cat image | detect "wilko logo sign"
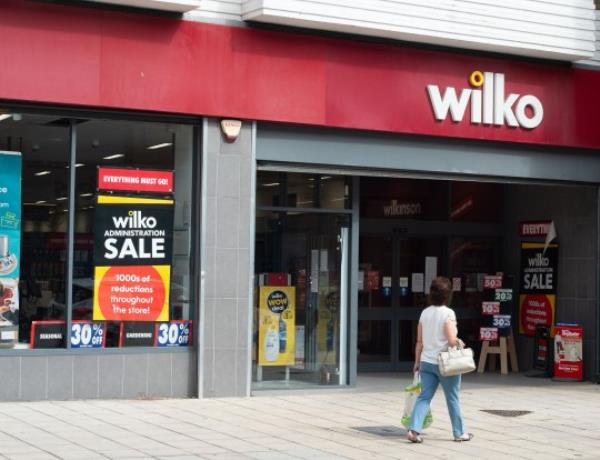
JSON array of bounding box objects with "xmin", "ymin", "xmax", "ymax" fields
[{"xmin": 427, "ymin": 71, "xmax": 544, "ymax": 129}]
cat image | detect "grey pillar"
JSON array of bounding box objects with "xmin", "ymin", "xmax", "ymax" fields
[{"xmin": 199, "ymin": 119, "xmax": 255, "ymax": 397}]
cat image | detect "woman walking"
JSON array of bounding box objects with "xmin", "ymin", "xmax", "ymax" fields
[{"xmin": 407, "ymin": 276, "xmax": 473, "ymax": 443}]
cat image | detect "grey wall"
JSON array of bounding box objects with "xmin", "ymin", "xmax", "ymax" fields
[
  {"xmin": 0, "ymin": 351, "xmax": 196, "ymax": 401},
  {"xmin": 200, "ymin": 119, "xmax": 254, "ymax": 397},
  {"xmin": 504, "ymin": 184, "xmax": 598, "ymax": 380}
]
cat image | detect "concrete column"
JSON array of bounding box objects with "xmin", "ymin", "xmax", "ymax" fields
[{"xmin": 199, "ymin": 119, "xmax": 254, "ymax": 397}]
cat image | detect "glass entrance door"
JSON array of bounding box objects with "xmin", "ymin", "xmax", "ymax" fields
[{"xmin": 358, "ymin": 232, "xmax": 445, "ymax": 371}]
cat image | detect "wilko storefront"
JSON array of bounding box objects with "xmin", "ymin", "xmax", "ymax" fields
[{"xmin": 0, "ymin": 0, "xmax": 599, "ymax": 400}]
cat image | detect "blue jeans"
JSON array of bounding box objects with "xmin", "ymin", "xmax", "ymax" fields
[{"xmin": 409, "ymin": 361, "xmax": 465, "ymax": 438}]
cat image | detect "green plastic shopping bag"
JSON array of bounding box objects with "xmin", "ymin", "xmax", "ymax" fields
[{"xmin": 401, "ymin": 372, "xmax": 433, "ymax": 429}]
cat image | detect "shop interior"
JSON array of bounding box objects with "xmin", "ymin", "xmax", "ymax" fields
[{"xmin": 253, "ymin": 171, "xmax": 596, "ymax": 388}]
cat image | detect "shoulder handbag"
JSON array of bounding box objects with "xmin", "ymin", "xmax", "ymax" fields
[{"xmin": 438, "ymin": 343, "xmax": 476, "ymax": 377}]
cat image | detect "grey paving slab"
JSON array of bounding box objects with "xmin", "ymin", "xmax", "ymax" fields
[{"xmin": 0, "ymin": 374, "xmax": 598, "ymax": 459}]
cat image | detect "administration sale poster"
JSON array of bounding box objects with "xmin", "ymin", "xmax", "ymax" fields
[
  {"xmin": 93, "ymin": 195, "xmax": 174, "ymax": 322},
  {"xmin": 519, "ymin": 242, "xmax": 558, "ymax": 336}
]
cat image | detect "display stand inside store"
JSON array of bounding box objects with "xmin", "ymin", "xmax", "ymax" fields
[{"xmin": 478, "ymin": 329, "xmax": 519, "ymax": 375}]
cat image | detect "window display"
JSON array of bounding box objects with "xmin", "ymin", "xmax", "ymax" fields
[{"xmin": 0, "ymin": 109, "xmax": 197, "ymax": 349}]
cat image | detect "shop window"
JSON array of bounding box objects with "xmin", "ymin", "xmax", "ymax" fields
[
  {"xmin": 253, "ymin": 210, "xmax": 350, "ymax": 388},
  {"xmin": 0, "ymin": 113, "xmax": 70, "ymax": 348},
  {"xmin": 0, "ymin": 109, "xmax": 196, "ymax": 350}
]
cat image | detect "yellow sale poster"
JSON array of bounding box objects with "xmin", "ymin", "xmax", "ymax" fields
[{"xmin": 258, "ymin": 286, "xmax": 296, "ymax": 366}]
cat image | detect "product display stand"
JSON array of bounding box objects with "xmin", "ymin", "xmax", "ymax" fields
[{"xmin": 477, "ymin": 329, "xmax": 519, "ymax": 375}]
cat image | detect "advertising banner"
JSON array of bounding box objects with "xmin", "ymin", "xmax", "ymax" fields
[
  {"xmin": 93, "ymin": 195, "xmax": 174, "ymax": 322},
  {"xmin": 98, "ymin": 167, "xmax": 174, "ymax": 194},
  {"xmin": 258, "ymin": 286, "xmax": 296, "ymax": 366},
  {"xmin": 0, "ymin": 151, "xmax": 21, "ymax": 345},
  {"xmin": 519, "ymin": 243, "xmax": 558, "ymax": 336},
  {"xmin": 554, "ymin": 325, "xmax": 583, "ymax": 381}
]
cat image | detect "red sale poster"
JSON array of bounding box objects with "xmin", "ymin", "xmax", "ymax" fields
[{"xmin": 554, "ymin": 325, "xmax": 583, "ymax": 381}]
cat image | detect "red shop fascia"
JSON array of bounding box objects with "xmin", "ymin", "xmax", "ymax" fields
[{"xmin": 1, "ymin": 0, "xmax": 600, "ymax": 150}]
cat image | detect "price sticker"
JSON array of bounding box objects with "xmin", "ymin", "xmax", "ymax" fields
[
  {"xmin": 494, "ymin": 289, "xmax": 513, "ymax": 302},
  {"xmin": 480, "ymin": 327, "xmax": 499, "ymax": 341},
  {"xmin": 481, "ymin": 301, "xmax": 500, "ymax": 316},
  {"xmin": 71, "ymin": 321, "xmax": 105, "ymax": 348},
  {"xmin": 492, "ymin": 315, "xmax": 512, "ymax": 329},
  {"xmin": 484, "ymin": 275, "xmax": 502, "ymax": 289},
  {"xmin": 155, "ymin": 320, "xmax": 192, "ymax": 347}
]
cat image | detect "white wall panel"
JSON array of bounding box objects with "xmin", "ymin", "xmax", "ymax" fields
[
  {"xmin": 87, "ymin": 0, "xmax": 201, "ymax": 12},
  {"xmin": 185, "ymin": 0, "xmax": 242, "ymax": 21},
  {"xmin": 241, "ymin": 0, "xmax": 596, "ymax": 61}
]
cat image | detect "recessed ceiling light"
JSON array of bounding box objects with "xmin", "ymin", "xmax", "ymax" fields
[
  {"xmin": 80, "ymin": 193, "xmax": 93, "ymax": 197},
  {"xmin": 103, "ymin": 154, "xmax": 124, "ymax": 160},
  {"xmin": 65, "ymin": 163, "xmax": 85, "ymax": 168},
  {"xmin": 0, "ymin": 114, "xmax": 12, "ymax": 122},
  {"xmin": 34, "ymin": 171, "xmax": 51, "ymax": 176},
  {"xmin": 35, "ymin": 200, "xmax": 46, "ymax": 204},
  {"xmin": 147, "ymin": 142, "xmax": 172, "ymax": 150},
  {"xmin": 262, "ymin": 182, "xmax": 280, "ymax": 187},
  {"xmin": 56, "ymin": 196, "xmax": 67, "ymax": 201}
]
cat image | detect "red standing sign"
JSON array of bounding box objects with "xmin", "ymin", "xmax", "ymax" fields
[{"xmin": 554, "ymin": 325, "xmax": 583, "ymax": 381}]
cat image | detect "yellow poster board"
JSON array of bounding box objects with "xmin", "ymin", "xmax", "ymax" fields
[{"xmin": 258, "ymin": 286, "xmax": 296, "ymax": 366}]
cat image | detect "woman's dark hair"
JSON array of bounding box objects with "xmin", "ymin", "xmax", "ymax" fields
[{"xmin": 429, "ymin": 276, "xmax": 453, "ymax": 306}]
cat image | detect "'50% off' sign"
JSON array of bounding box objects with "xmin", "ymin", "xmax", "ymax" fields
[{"xmin": 155, "ymin": 321, "xmax": 192, "ymax": 347}]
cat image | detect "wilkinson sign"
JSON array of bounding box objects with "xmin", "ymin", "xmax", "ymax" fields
[{"xmin": 427, "ymin": 71, "xmax": 544, "ymax": 129}]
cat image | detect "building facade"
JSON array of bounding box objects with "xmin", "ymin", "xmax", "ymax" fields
[{"xmin": 0, "ymin": 0, "xmax": 599, "ymax": 399}]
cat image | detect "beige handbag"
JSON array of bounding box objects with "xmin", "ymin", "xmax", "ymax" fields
[{"xmin": 438, "ymin": 344, "xmax": 476, "ymax": 377}]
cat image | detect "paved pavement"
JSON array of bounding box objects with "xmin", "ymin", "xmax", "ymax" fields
[{"xmin": 0, "ymin": 373, "xmax": 598, "ymax": 460}]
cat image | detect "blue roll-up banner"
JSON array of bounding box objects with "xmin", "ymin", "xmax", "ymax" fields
[{"xmin": 0, "ymin": 151, "xmax": 21, "ymax": 346}]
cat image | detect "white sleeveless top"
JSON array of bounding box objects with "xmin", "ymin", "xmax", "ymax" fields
[{"xmin": 419, "ymin": 305, "xmax": 457, "ymax": 364}]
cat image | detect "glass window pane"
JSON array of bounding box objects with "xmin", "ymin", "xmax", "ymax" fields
[
  {"xmin": 360, "ymin": 177, "xmax": 448, "ymax": 220},
  {"xmin": 0, "ymin": 112, "xmax": 69, "ymax": 348},
  {"xmin": 253, "ymin": 211, "xmax": 349, "ymax": 388},
  {"xmin": 73, "ymin": 119, "xmax": 194, "ymax": 348},
  {"xmin": 359, "ymin": 235, "xmax": 392, "ymax": 308},
  {"xmin": 256, "ymin": 172, "xmax": 350, "ymax": 209},
  {"xmin": 358, "ymin": 320, "xmax": 390, "ymax": 362}
]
